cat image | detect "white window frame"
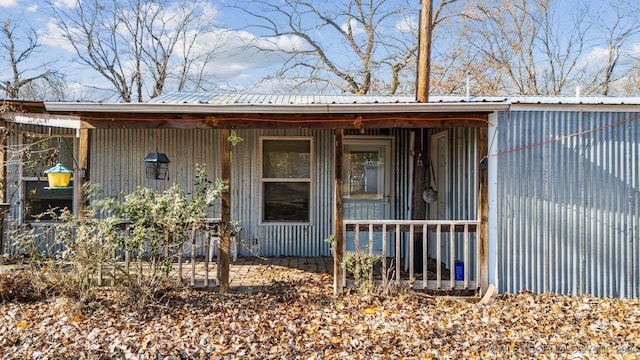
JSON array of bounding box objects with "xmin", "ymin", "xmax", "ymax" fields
[
  {"xmin": 259, "ymin": 136, "xmax": 313, "ymax": 225},
  {"xmin": 20, "ymin": 134, "xmax": 76, "ymax": 224}
]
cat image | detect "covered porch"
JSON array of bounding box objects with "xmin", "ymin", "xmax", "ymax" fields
[{"xmin": 4, "ymin": 96, "xmax": 501, "ymax": 295}]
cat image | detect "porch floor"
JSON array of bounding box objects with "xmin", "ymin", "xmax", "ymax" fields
[{"xmin": 206, "ymin": 256, "xmax": 333, "ymax": 292}]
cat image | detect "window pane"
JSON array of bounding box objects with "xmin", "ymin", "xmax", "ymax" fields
[
  {"xmin": 263, "ymin": 182, "xmax": 310, "ymax": 222},
  {"xmin": 23, "ymin": 136, "xmax": 74, "ymax": 178},
  {"xmin": 25, "ymin": 181, "xmax": 73, "ymax": 221},
  {"xmin": 344, "ymin": 150, "xmax": 384, "ymax": 199},
  {"xmin": 263, "ymin": 140, "xmax": 310, "ymax": 178}
]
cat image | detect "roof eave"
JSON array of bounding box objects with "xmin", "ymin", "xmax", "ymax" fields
[{"xmin": 44, "ymin": 101, "xmax": 510, "ymax": 114}]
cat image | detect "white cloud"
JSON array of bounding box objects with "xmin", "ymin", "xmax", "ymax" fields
[
  {"xmin": 0, "ymin": 0, "xmax": 18, "ymax": 7},
  {"xmin": 39, "ymin": 19, "xmax": 77, "ymax": 52},
  {"xmin": 628, "ymin": 43, "xmax": 640, "ymax": 58},
  {"xmin": 176, "ymin": 28, "xmax": 306, "ymax": 82},
  {"xmin": 578, "ymin": 45, "xmax": 638, "ymax": 71},
  {"xmin": 52, "ymin": 0, "xmax": 77, "ymax": 8},
  {"xmin": 26, "ymin": 4, "xmax": 39, "ymax": 12},
  {"xmin": 395, "ymin": 16, "xmax": 417, "ymax": 33},
  {"xmin": 340, "ymin": 19, "xmax": 365, "ymax": 36}
]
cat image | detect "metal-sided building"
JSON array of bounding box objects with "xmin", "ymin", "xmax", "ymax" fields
[{"xmin": 1, "ymin": 94, "xmax": 638, "ymax": 298}]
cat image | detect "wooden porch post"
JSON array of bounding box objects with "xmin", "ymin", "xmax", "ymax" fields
[
  {"xmin": 333, "ymin": 128, "xmax": 344, "ymax": 294},
  {"xmin": 219, "ymin": 128, "xmax": 231, "ymax": 294},
  {"xmin": 76, "ymin": 129, "xmax": 91, "ymax": 220},
  {"xmin": 0, "ymin": 127, "xmax": 6, "ymax": 254},
  {"xmin": 478, "ymin": 126, "xmax": 489, "ymax": 294}
]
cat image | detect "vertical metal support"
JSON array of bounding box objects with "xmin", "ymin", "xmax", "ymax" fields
[
  {"xmin": 219, "ymin": 128, "xmax": 231, "ymax": 294},
  {"xmin": 333, "ymin": 129, "xmax": 345, "ymax": 295}
]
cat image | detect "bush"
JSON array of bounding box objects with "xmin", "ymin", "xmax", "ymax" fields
[{"xmin": 7, "ymin": 164, "xmax": 226, "ymax": 306}]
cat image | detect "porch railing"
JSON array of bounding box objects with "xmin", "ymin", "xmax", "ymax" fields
[{"xmin": 343, "ymin": 220, "xmax": 480, "ymax": 292}]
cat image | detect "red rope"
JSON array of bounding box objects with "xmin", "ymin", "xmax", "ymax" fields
[{"xmin": 489, "ymin": 114, "xmax": 640, "ymax": 158}]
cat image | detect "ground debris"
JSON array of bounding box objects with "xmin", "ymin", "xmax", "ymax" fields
[{"xmin": 1, "ymin": 271, "xmax": 640, "ymax": 359}]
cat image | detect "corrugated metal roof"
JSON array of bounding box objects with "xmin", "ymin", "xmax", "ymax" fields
[
  {"xmin": 148, "ymin": 92, "xmax": 640, "ymax": 106},
  {"xmin": 148, "ymin": 92, "xmax": 423, "ymax": 105}
]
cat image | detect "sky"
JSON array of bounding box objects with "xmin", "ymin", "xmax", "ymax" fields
[
  {"xmin": 0, "ymin": 0, "xmax": 313, "ymax": 100},
  {"xmin": 2, "ymin": 0, "xmax": 640, "ymax": 101}
]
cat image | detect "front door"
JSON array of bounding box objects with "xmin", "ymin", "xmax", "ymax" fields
[{"xmin": 343, "ymin": 137, "xmax": 392, "ymax": 253}]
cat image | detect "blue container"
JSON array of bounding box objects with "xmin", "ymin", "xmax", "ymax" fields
[{"xmin": 454, "ymin": 260, "xmax": 464, "ymax": 281}]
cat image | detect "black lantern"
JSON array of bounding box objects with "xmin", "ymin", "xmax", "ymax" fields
[{"xmin": 144, "ymin": 152, "xmax": 170, "ymax": 180}]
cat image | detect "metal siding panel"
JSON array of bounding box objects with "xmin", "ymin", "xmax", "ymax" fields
[
  {"xmin": 497, "ymin": 110, "xmax": 640, "ymax": 298},
  {"xmin": 232, "ymin": 129, "xmax": 334, "ymax": 257}
]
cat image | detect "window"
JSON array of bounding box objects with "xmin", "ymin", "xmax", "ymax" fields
[
  {"xmin": 22, "ymin": 135, "xmax": 74, "ymax": 221},
  {"xmin": 260, "ymin": 138, "xmax": 312, "ymax": 223}
]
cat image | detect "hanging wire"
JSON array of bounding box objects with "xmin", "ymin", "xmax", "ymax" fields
[{"xmin": 60, "ymin": 135, "xmax": 80, "ymax": 171}]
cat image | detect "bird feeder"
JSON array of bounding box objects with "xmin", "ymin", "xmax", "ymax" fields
[
  {"xmin": 144, "ymin": 152, "xmax": 170, "ymax": 180},
  {"xmin": 44, "ymin": 163, "xmax": 73, "ymax": 188}
]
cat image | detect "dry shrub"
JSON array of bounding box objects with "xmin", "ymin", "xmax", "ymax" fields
[{"xmin": 0, "ymin": 270, "xmax": 49, "ymax": 302}]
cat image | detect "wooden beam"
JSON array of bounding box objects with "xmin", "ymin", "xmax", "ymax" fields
[
  {"xmin": 76, "ymin": 129, "xmax": 90, "ymax": 220},
  {"xmin": 219, "ymin": 128, "xmax": 231, "ymax": 294},
  {"xmin": 333, "ymin": 128, "xmax": 345, "ymax": 295},
  {"xmin": 416, "ymin": 0, "xmax": 433, "ymax": 102},
  {"xmin": 76, "ymin": 112, "xmax": 490, "ymax": 130},
  {"xmin": 477, "ymin": 126, "xmax": 489, "ymax": 294}
]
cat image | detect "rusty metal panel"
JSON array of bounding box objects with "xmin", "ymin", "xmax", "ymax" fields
[{"xmin": 497, "ymin": 110, "xmax": 640, "ymax": 298}]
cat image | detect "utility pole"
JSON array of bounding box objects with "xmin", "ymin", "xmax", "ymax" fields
[
  {"xmin": 412, "ymin": 0, "xmax": 432, "ymax": 253},
  {"xmin": 416, "ymin": 0, "xmax": 432, "ymax": 102}
]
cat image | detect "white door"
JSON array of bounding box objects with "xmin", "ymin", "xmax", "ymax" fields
[
  {"xmin": 343, "ymin": 137, "xmax": 392, "ymax": 253},
  {"xmin": 428, "ymin": 131, "xmax": 450, "ymax": 265}
]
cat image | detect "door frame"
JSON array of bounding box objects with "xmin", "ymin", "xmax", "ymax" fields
[{"xmin": 343, "ymin": 136, "xmax": 394, "ymax": 220}]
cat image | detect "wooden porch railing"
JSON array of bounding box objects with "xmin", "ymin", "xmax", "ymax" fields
[
  {"xmin": 343, "ymin": 220, "xmax": 481, "ymax": 292},
  {"xmin": 104, "ymin": 218, "xmax": 229, "ymax": 288}
]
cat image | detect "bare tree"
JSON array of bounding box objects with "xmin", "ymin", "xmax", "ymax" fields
[
  {"xmin": 579, "ymin": 0, "xmax": 640, "ymax": 95},
  {"xmin": 385, "ymin": 0, "xmax": 462, "ymax": 94},
  {"xmin": 236, "ymin": 0, "xmax": 462, "ymax": 95},
  {"xmin": 444, "ymin": 0, "xmax": 589, "ymax": 96},
  {"xmin": 0, "ymin": 18, "xmax": 65, "ymax": 100},
  {"xmin": 51, "ymin": 0, "xmax": 223, "ymax": 102},
  {"xmin": 236, "ymin": 0, "xmax": 405, "ymax": 94}
]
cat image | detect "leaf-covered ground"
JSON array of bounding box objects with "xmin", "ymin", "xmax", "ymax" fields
[{"xmin": 1, "ymin": 267, "xmax": 639, "ymax": 359}]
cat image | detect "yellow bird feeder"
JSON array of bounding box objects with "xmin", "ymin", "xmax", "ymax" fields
[{"xmin": 44, "ymin": 163, "xmax": 73, "ymax": 188}]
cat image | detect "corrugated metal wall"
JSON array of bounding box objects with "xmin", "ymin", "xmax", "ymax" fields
[
  {"xmin": 423, "ymin": 128, "xmax": 479, "ymax": 275},
  {"xmin": 232, "ymin": 128, "xmax": 333, "ymax": 257},
  {"xmin": 497, "ymin": 111, "xmax": 640, "ymax": 298},
  {"xmin": 90, "ymin": 128, "xmax": 413, "ymax": 258}
]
